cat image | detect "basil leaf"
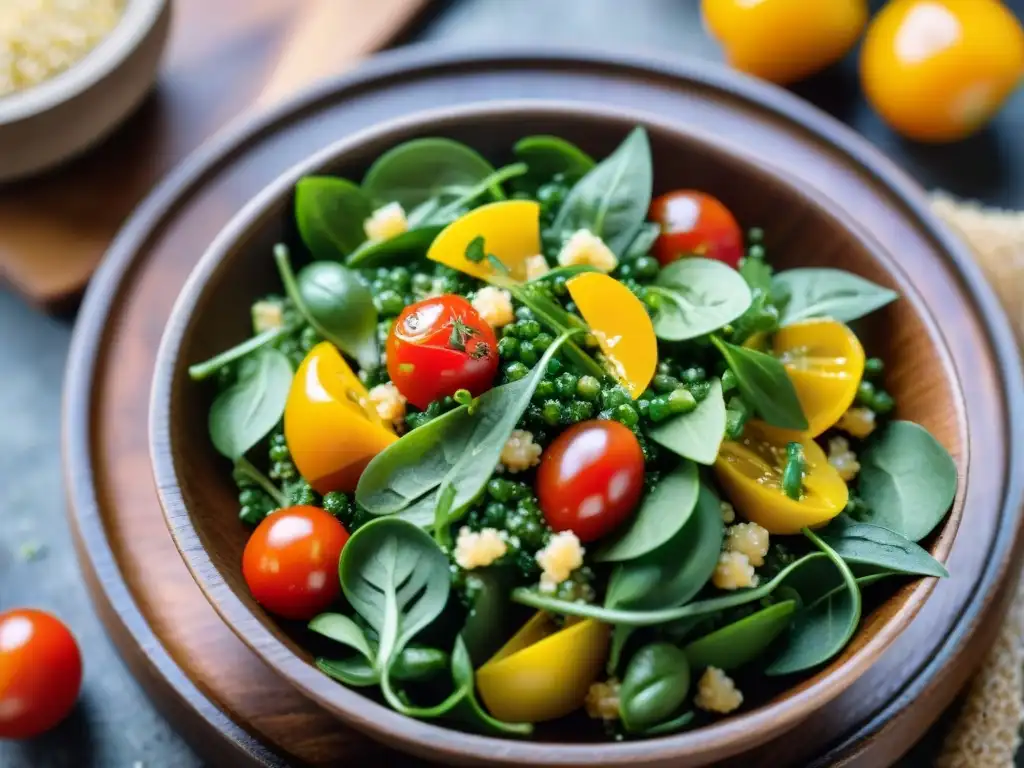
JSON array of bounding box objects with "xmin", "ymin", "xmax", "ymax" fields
[
  {"xmin": 765, "ymin": 528, "xmax": 862, "ymax": 675},
  {"xmin": 362, "ymin": 138, "xmax": 496, "ymax": 209},
  {"xmin": 596, "ymin": 460, "xmax": 700, "ymax": 562},
  {"xmin": 295, "ymin": 176, "xmax": 372, "ymax": 259},
  {"xmin": 346, "ymin": 225, "xmax": 444, "ymax": 268},
  {"xmin": 448, "ymin": 636, "xmax": 533, "ymax": 736},
  {"xmin": 513, "ymin": 552, "xmax": 828, "ymax": 627},
  {"xmin": 712, "ymin": 337, "xmax": 807, "ymax": 430},
  {"xmin": 648, "ymin": 377, "xmax": 727, "ymax": 465},
  {"xmin": 308, "ymin": 613, "xmax": 373, "ymax": 660},
  {"xmin": 819, "ymin": 517, "xmax": 948, "ymax": 577},
  {"xmin": 650, "ymin": 258, "xmax": 753, "ymax": 341},
  {"xmin": 552, "ymin": 126, "xmax": 653, "ymax": 256},
  {"xmin": 208, "ymin": 347, "xmax": 292, "ymax": 461},
  {"xmin": 624, "ymin": 222, "xmax": 661, "ymax": 260},
  {"xmin": 682, "ymin": 600, "xmax": 796, "ymax": 671},
  {"xmin": 605, "ymin": 482, "xmax": 724, "ymax": 611},
  {"xmin": 773, "ymin": 268, "xmax": 898, "ymax": 326},
  {"xmin": 513, "ymin": 135, "xmax": 595, "ymax": 184},
  {"xmin": 619, "ymin": 643, "xmax": 691, "ymax": 733},
  {"xmin": 275, "ymin": 246, "xmax": 379, "ymax": 369},
  {"xmin": 855, "ymin": 420, "xmax": 957, "ymax": 542}
]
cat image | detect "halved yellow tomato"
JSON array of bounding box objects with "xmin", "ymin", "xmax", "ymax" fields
[
  {"xmin": 566, "ymin": 272, "xmax": 657, "ymax": 399},
  {"xmin": 476, "ymin": 612, "xmax": 609, "ymax": 723},
  {"xmin": 426, "ymin": 200, "xmax": 541, "ymax": 284},
  {"xmin": 284, "ymin": 342, "xmax": 397, "ymax": 494},
  {"xmin": 749, "ymin": 318, "xmax": 865, "ymax": 438},
  {"xmin": 714, "ymin": 421, "xmax": 848, "ymax": 534}
]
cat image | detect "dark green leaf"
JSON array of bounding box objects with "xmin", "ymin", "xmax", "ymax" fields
[
  {"xmin": 362, "ymin": 138, "xmax": 496, "ymax": 209},
  {"xmin": 683, "ymin": 601, "xmax": 796, "ymax": 671},
  {"xmin": 308, "ymin": 613, "xmax": 372, "ymax": 660},
  {"xmin": 461, "ymin": 567, "xmax": 519, "ymax": 667},
  {"xmin": 650, "ymin": 258, "xmax": 753, "ymax": 341},
  {"xmin": 712, "ymin": 337, "xmax": 808, "ymax": 430},
  {"xmin": 637, "ymin": 711, "xmax": 695, "ymax": 736},
  {"xmin": 619, "ymin": 643, "xmax": 691, "ymax": 733},
  {"xmin": 295, "ymin": 176, "xmax": 372, "ymax": 259},
  {"xmin": 648, "ymin": 377, "xmax": 726, "ymax": 465},
  {"xmin": 773, "ymin": 268, "xmax": 898, "ymax": 326},
  {"xmin": 208, "ymin": 347, "xmax": 292, "ymax": 461},
  {"xmin": 513, "ymin": 135, "xmax": 595, "ymax": 183},
  {"xmin": 315, "ymin": 646, "xmax": 449, "ymax": 688},
  {"xmin": 552, "ymin": 127, "xmax": 653, "ymax": 256},
  {"xmin": 346, "ymin": 225, "xmax": 444, "ymax": 268},
  {"xmin": 316, "ymin": 656, "xmax": 379, "ymax": 687},
  {"xmin": 820, "ymin": 517, "xmax": 948, "ymax": 577},
  {"xmin": 596, "ymin": 460, "xmax": 699, "ymax": 562}
]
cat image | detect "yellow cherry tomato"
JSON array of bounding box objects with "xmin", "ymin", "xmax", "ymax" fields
[
  {"xmin": 284, "ymin": 342, "xmax": 397, "ymax": 494},
  {"xmin": 426, "ymin": 200, "xmax": 541, "ymax": 284},
  {"xmin": 715, "ymin": 422, "xmax": 849, "ymax": 534},
  {"xmin": 703, "ymin": 0, "xmax": 868, "ymax": 84},
  {"xmin": 749, "ymin": 318, "xmax": 865, "ymax": 439},
  {"xmin": 476, "ymin": 612, "xmax": 610, "ymax": 723},
  {"xmin": 566, "ymin": 272, "xmax": 657, "ymax": 399},
  {"xmin": 861, "ymin": 0, "xmax": 1024, "ymax": 142}
]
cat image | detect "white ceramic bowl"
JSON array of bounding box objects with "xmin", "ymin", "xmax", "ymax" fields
[{"xmin": 0, "ymin": 0, "xmax": 171, "ymax": 182}]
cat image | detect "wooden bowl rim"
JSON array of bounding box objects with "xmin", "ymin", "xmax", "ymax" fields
[{"xmin": 150, "ymin": 97, "xmax": 973, "ymax": 764}]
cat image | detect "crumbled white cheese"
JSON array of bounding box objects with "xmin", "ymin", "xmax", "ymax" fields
[
  {"xmin": 725, "ymin": 522, "xmax": 770, "ymax": 567},
  {"xmin": 694, "ymin": 667, "xmax": 744, "ymax": 714},
  {"xmin": 536, "ymin": 531, "xmax": 584, "ymax": 591},
  {"xmin": 454, "ymin": 527, "xmax": 508, "ymax": 570},
  {"xmin": 720, "ymin": 501, "xmax": 736, "ymax": 524},
  {"xmin": 828, "ymin": 435, "xmax": 861, "ymax": 482},
  {"xmin": 557, "ymin": 229, "xmax": 618, "ymax": 273},
  {"xmin": 837, "ymin": 406, "xmax": 877, "ymax": 439},
  {"xmin": 363, "ymin": 202, "xmax": 408, "ymax": 242},
  {"xmin": 471, "ymin": 286, "xmax": 515, "ymax": 328},
  {"xmin": 251, "ymin": 300, "xmax": 284, "ymax": 333},
  {"xmin": 585, "ymin": 678, "xmax": 621, "ymax": 721},
  {"xmin": 368, "ymin": 382, "xmax": 406, "ymax": 425},
  {"xmin": 524, "ymin": 254, "xmax": 551, "ymax": 281},
  {"xmin": 712, "ymin": 551, "xmax": 759, "ymax": 590},
  {"xmin": 499, "ymin": 429, "xmax": 542, "ymax": 473}
]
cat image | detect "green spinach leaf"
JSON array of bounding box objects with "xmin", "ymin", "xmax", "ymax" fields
[
  {"xmin": 619, "ymin": 643, "xmax": 691, "ymax": 733},
  {"xmin": 295, "ymin": 176, "xmax": 372, "ymax": 259},
  {"xmin": 596, "ymin": 460, "xmax": 699, "ymax": 562},
  {"xmin": 308, "ymin": 613, "xmax": 372, "ymax": 660},
  {"xmin": 208, "ymin": 347, "xmax": 292, "ymax": 461},
  {"xmin": 820, "ymin": 517, "xmax": 948, "ymax": 577},
  {"xmin": 417, "ymin": 163, "xmax": 528, "ymax": 227},
  {"xmin": 856, "ymin": 420, "xmax": 957, "ymax": 542},
  {"xmin": 552, "ymin": 127, "xmax": 653, "ymax": 256},
  {"xmin": 650, "ymin": 258, "xmax": 753, "ymax": 341},
  {"xmin": 683, "ymin": 600, "xmax": 796, "ymax": 671},
  {"xmin": 648, "ymin": 377, "xmax": 727, "ymax": 465},
  {"xmin": 346, "ymin": 225, "xmax": 444, "ymax": 268},
  {"xmin": 624, "ymin": 222, "xmax": 661, "ymax": 260},
  {"xmin": 513, "ymin": 135, "xmax": 595, "ymax": 184},
  {"xmin": 712, "ymin": 336, "xmax": 808, "ymax": 430},
  {"xmin": 773, "ymin": 268, "xmax": 898, "ymax": 326}
]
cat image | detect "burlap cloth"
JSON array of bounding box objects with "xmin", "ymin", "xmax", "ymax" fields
[{"xmin": 926, "ymin": 195, "xmax": 1024, "ymax": 768}]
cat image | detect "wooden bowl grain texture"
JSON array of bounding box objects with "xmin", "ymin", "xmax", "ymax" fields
[{"xmin": 64, "ymin": 48, "xmax": 1024, "ymax": 768}]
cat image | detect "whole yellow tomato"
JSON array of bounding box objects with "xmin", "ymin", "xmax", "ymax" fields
[
  {"xmin": 861, "ymin": 0, "xmax": 1024, "ymax": 142},
  {"xmin": 703, "ymin": 0, "xmax": 868, "ymax": 84}
]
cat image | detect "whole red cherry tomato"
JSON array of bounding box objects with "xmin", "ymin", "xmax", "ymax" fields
[
  {"xmin": 242, "ymin": 506, "xmax": 349, "ymax": 620},
  {"xmin": 0, "ymin": 609, "xmax": 82, "ymax": 739},
  {"xmin": 535, "ymin": 420, "xmax": 645, "ymax": 543},
  {"xmin": 387, "ymin": 294, "xmax": 499, "ymax": 410},
  {"xmin": 649, "ymin": 190, "xmax": 744, "ymax": 269}
]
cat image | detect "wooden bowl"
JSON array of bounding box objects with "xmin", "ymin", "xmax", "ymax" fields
[
  {"xmin": 0, "ymin": 0, "xmax": 171, "ymax": 182},
  {"xmin": 150, "ymin": 101, "xmax": 965, "ymax": 767}
]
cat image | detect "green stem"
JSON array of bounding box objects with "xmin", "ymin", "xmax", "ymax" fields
[
  {"xmin": 188, "ymin": 325, "xmax": 294, "ymax": 381},
  {"xmin": 234, "ymin": 456, "xmax": 288, "ymax": 508},
  {"xmin": 507, "ymin": 285, "xmax": 605, "ymax": 379},
  {"xmin": 381, "ymin": 664, "xmax": 468, "ymax": 718},
  {"xmin": 437, "ymin": 162, "xmax": 527, "ymax": 217},
  {"xmin": 781, "ymin": 442, "xmax": 805, "ymax": 500}
]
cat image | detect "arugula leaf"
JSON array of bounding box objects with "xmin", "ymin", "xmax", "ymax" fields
[
  {"xmin": 295, "ymin": 176, "xmax": 372, "ymax": 259},
  {"xmin": 650, "ymin": 258, "xmax": 753, "ymax": 341},
  {"xmin": 819, "ymin": 517, "xmax": 948, "ymax": 577},
  {"xmin": 648, "ymin": 377, "xmax": 727, "ymax": 465},
  {"xmin": 208, "ymin": 347, "xmax": 292, "ymax": 461},
  {"xmin": 712, "ymin": 336, "xmax": 808, "ymax": 430},
  {"xmin": 773, "ymin": 268, "xmax": 898, "ymax": 326},
  {"xmin": 361, "ymin": 138, "xmax": 496, "ymax": 209}
]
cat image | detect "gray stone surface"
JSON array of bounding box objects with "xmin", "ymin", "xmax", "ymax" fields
[{"xmin": 1, "ymin": 1, "xmax": 1022, "ymax": 766}]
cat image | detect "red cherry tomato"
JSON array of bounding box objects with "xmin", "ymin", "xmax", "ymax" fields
[
  {"xmin": 535, "ymin": 420, "xmax": 645, "ymax": 543},
  {"xmin": 242, "ymin": 506, "xmax": 349, "ymax": 620},
  {"xmin": 649, "ymin": 190, "xmax": 744, "ymax": 269},
  {"xmin": 387, "ymin": 294, "xmax": 500, "ymax": 410},
  {"xmin": 0, "ymin": 609, "xmax": 82, "ymax": 739}
]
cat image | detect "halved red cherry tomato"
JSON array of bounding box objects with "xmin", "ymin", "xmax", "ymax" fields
[
  {"xmin": 0, "ymin": 609, "xmax": 82, "ymax": 739},
  {"xmin": 242, "ymin": 506, "xmax": 349, "ymax": 620},
  {"xmin": 536, "ymin": 420, "xmax": 645, "ymax": 543},
  {"xmin": 387, "ymin": 294, "xmax": 499, "ymax": 410},
  {"xmin": 649, "ymin": 190, "xmax": 744, "ymax": 269}
]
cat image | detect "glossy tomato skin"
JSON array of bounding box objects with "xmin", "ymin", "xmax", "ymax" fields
[
  {"xmin": 387, "ymin": 294, "xmax": 499, "ymax": 410},
  {"xmin": 242, "ymin": 506, "xmax": 349, "ymax": 620},
  {"xmin": 0, "ymin": 609, "xmax": 82, "ymax": 739},
  {"xmin": 536, "ymin": 420, "xmax": 645, "ymax": 543},
  {"xmin": 649, "ymin": 191, "xmax": 744, "ymax": 269}
]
